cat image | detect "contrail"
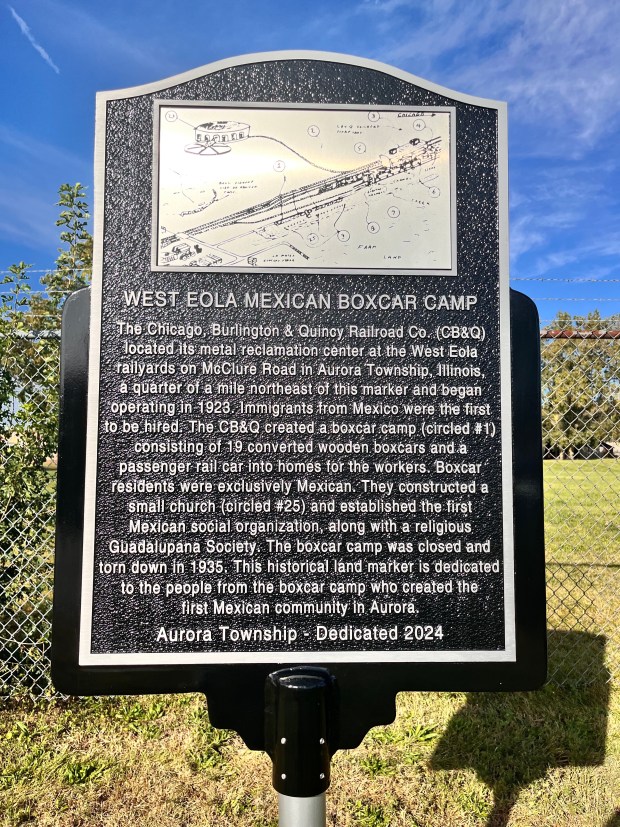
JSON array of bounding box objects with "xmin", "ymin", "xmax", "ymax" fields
[{"xmin": 8, "ymin": 6, "xmax": 60, "ymax": 74}]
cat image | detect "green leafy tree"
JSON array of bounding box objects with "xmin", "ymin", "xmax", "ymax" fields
[
  {"xmin": 0, "ymin": 184, "xmax": 91, "ymax": 694},
  {"xmin": 541, "ymin": 311, "xmax": 620, "ymax": 458}
]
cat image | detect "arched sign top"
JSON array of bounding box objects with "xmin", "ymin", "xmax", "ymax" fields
[{"xmin": 97, "ymin": 50, "xmax": 507, "ymax": 113}]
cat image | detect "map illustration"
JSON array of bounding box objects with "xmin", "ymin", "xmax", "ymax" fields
[{"xmin": 153, "ymin": 104, "xmax": 455, "ymax": 273}]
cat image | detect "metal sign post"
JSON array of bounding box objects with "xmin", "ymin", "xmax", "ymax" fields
[
  {"xmin": 266, "ymin": 668, "xmax": 333, "ymax": 826},
  {"xmin": 52, "ymin": 52, "xmax": 546, "ymax": 819},
  {"xmin": 278, "ymin": 793, "xmax": 326, "ymax": 827}
]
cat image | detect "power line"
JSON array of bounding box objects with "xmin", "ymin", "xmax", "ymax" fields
[
  {"xmin": 2, "ymin": 268, "xmax": 619, "ymax": 282},
  {"xmin": 511, "ymin": 277, "xmax": 620, "ymax": 283}
]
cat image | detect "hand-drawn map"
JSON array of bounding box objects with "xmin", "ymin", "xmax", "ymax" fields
[{"xmin": 153, "ymin": 103, "xmax": 455, "ymax": 274}]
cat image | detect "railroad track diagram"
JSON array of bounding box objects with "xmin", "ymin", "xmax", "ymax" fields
[{"xmin": 153, "ymin": 104, "xmax": 455, "ymax": 273}]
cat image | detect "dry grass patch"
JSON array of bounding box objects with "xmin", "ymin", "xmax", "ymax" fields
[{"xmin": 1, "ymin": 684, "xmax": 619, "ymax": 826}]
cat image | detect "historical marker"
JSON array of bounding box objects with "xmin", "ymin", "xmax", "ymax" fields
[{"xmin": 53, "ymin": 53, "xmax": 545, "ymax": 756}]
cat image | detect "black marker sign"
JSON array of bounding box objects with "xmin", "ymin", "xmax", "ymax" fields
[{"xmin": 53, "ymin": 54, "xmax": 545, "ymax": 737}]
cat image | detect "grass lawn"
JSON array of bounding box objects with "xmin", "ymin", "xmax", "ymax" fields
[
  {"xmin": 544, "ymin": 460, "xmax": 620, "ymax": 683},
  {"xmin": 1, "ymin": 460, "xmax": 618, "ymax": 826},
  {"xmin": 544, "ymin": 460, "xmax": 620, "ymax": 565},
  {"xmin": 1, "ymin": 686, "xmax": 618, "ymax": 826}
]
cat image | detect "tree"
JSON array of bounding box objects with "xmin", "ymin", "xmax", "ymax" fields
[
  {"xmin": 541, "ymin": 311, "xmax": 620, "ymax": 459},
  {"xmin": 0, "ymin": 184, "xmax": 91, "ymax": 694}
]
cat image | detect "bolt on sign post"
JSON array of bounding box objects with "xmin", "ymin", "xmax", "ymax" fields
[{"xmin": 52, "ymin": 52, "xmax": 546, "ymax": 823}]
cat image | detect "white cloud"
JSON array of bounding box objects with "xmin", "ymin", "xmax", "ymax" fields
[
  {"xmin": 510, "ymin": 214, "xmax": 545, "ymax": 258},
  {"xmin": 359, "ymin": 0, "xmax": 418, "ymax": 13},
  {"xmin": 509, "ymin": 156, "xmax": 618, "ymax": 251},
  {"xmin": 0, "ymin": 186, "xmax": 61, "ymax": 249},
  {"xmin": 362, "ymin": 0, "xmax": 620, "ymax": 156},
  {"xmin": 0, "ymin": 124, "xmax": 89, "ymax": 175},
  {"xmin": 8, "ymin": 5, "xmax": 60, "ymax": 73},
  {"xmin": 36, "ymin": 0, "xmax": 173, "ymax": 76},
  {"xmin": 516, "ymin": 222, "xmax": 620, "ymax": 276},
  {"xmin": 581, "ymin": 234, "xmax": 620, "ymax": 259},
  {"xmin": 0, "ymin": 124, "xmax": 91, "ymax": 253}
]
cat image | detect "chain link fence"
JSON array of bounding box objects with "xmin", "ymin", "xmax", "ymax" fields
[
  {"xmin": 0, "ymin": 292, "xmax": 618, "ymax": 699},
  {"xmin": 541, "ymin": 327, "xmax": 620, "ymax": 685},
  {"xmin": 0, "ymin": 317, "xmax": 60, "ymax": 699}
]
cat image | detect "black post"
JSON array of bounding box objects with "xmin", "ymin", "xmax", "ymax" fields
[{"xmin": 265, "ymin": 667, "xmax": 336, "ymax": 825}]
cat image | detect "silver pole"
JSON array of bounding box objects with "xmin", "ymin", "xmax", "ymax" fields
[{"xmin": 278, "ymin": 792, "xmax": 326, "ymax": 827}]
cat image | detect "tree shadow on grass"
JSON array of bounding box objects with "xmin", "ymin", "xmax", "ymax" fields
[{"xmin": 429, "ymin": 631, "xmax": 611, "ymax": 827}]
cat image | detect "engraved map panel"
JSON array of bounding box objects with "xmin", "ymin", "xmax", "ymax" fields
[{"xmin": 154, "ymin": 104, "xmax": 454, "ymax": 274}]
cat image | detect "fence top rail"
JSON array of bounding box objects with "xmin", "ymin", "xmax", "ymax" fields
[{"xmin": 541, "ymin": 330, "xmax": 620, "ymax": 340}]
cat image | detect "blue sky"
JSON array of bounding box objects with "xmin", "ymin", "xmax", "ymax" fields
[{"xmin": 2, "ymin": 0, "xmax": 619, "ymax": 324}]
